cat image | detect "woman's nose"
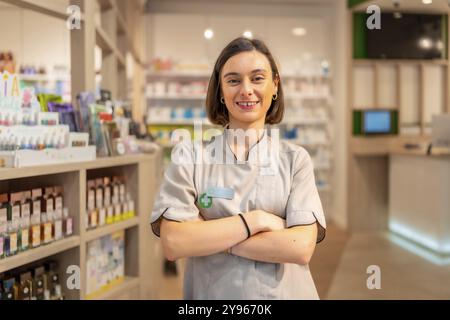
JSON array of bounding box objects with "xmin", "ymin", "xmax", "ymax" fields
[{"xmin": 240, "ymin": 79, "xmax": 253, "ymax": 97}]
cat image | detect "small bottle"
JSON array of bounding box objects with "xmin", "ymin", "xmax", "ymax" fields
[
  {"xmin": 20, "ymin": 136, "xmax": 28, "ymax": 150},
  {"xmin": 103, "ymin": 177, "xmax": 111, "ymax": 207},
  {"xmin": 127, "ymin": 193, "xmax": 135, "ymax": 219},
  {"xmin": 19, "ymin": 217, "xmax": 30, "ymax": 252},
  {"xmin": 95, "ymin": 178, "xmax": 104, "ymax": 210},
  {"xmin": 62, "ymin": 208, "xmax": 73, "ymax": 237},
  {"xmin": 53, "ymin": 187, "xmax": 63, "ymax": 241},
  {"xmin": 86, "ymin": 180, "xmax": 97, "ymax": 230},
  {"xmin": 19, "ymin": 191, "xmax": 32, "ymax": 252},
  {"xmin": 44, "ymin": 135, "xmax": 52, "ymax": 149},
  {"xmin": 5, "ymin": 220, "xmax": 18, "ymax": 257},
  {"xmin": 42, "ymin": 187, "xmax": 54, "ymax": 216},
  {"xmin": 29, "ymin": 136, "xmax": 36, "ymax": 150},
  {"xmin": 30, "ymin": 188, "xmax": 42, "ymax": 248},
  {"xmin": 0, "ymin": 193, "xmax": 9, "ymax": 259},
  {"xmin": 58, "ymin": 135, "xmax": 66, "ymax": 149},
  {"xmin": 36, "ymin": 137, "xmax": 45, "ymax": 150},
  {"xmin": 14, "ymin": 136, "xmax": 21, "ymax": 150},
  {"xmin": 52, "ymin": 135, "xmax": 59, "ymax": 150}
]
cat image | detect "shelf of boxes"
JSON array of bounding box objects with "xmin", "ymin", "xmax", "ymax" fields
[{"xmin": 0, "ymin": 153, "xmax": 163, "ymax": 300}]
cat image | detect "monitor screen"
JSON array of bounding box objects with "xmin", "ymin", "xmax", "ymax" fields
[
  {"xmin": 364, "ymin": 111, "xmax": 391, "ymax": 134},
  {"xmin": 366, "ymin": 13, "xmax": 444, "ymax": 60}
]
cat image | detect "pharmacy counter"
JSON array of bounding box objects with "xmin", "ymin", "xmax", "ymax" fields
[{"xmin": 389, "ymin": 152, "xmax": 450, "ymax": 256}]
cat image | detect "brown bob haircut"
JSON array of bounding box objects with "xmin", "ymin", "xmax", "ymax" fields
[{"xmin": 205, "ymin": 37, "xmax": 284, "ymax": 127}]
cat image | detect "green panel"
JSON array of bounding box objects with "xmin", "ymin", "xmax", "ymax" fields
[
  {"xmin": 353, "ymin": 110, "xmax": 363, "ymax": 135},
  {"xmin": 353, "ymin": 13, "xmax": 367, "ymax": 59},
  {"xmin": 348, "ymin": 0, "xmax": 368, "ymax": 8},
  {"xmin": 391, "ymin": 110, "xmax": 399, "ymax": 135}
]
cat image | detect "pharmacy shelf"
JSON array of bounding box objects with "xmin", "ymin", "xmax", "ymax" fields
[
  {"xmin": 0, "ymin": 153, "xmax": 163, "ymax": 300},
  {"xmin": 86, "ymin": 276, "xmax": 140, "ymax": 300},
  {"xmin": 0, "ymin": 236, "xmax": 80, "ymax": 274},
  {"xmin": 19, "ymin": 74, "xmax": 70, "ymax": 82},
  {"xmin": 84, "ymin": 217, "xmax": 139, "ymax": 243}
]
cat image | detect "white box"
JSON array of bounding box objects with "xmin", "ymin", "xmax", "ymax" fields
[{"xmin": 0, "ymin": 146, "xmax": 96, "ymax": 168}]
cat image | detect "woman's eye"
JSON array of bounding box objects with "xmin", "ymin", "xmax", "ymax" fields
[
  {"xmin": 253, "ymin": 76, "xmax": 265, "ymax": 82},
  {"xmin": 227, "ymin": 79, "xmax": 240, "ymax": 84}
]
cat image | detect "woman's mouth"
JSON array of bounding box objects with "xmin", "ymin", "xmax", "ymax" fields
[{"xmin": 236, "ymin": 101, "xmax": 259, "ymax": 111}]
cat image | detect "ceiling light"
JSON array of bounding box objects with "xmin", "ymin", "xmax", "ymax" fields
[
  {"xmin": 419, "ymin": 37, "xmax": 433, "ymax": 49},
  {"xmin": 243, "ymin": 30, "xmax": 253, "ymax": 39},
  {"xmin": 422, "ymin": 0, "xmax": 432, "ymax": 4},
  {"xmin": 292, "ymin": 27, "xmax": 306, "ymax": 36},
  {"xmin": 204, "ymin": 29, "xmax": 214, "ymax": 40}
]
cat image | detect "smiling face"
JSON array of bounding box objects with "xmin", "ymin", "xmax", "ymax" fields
[{"xmin": 220, "ymin": 50, "xmax": 278, "ymax": 130}]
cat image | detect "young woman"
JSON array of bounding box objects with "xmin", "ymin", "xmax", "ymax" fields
[{"xmin": 150, "ymin": 37, "xmax": 326, "ymax": 299}]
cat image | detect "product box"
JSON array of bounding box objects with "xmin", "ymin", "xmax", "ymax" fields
[{"xmin": 86, "ymin": 231, "xmax": 125, "ymax": 298}]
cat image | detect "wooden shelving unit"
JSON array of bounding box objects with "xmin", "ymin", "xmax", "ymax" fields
[{"xmin": 0, "ymin": 153, "xmax": 163, "ymax": 300}]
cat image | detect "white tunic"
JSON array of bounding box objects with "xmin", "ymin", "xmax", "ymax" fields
[{"xmin": 150, "ymin": 128, "xmax": 326, "ymax": 299}]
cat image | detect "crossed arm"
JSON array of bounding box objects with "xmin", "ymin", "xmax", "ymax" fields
[{"xmin": 159, "ymin": 210, "xmax": 318, "ymax": 265}]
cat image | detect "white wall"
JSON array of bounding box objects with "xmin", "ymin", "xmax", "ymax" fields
[
  {"xmin": 0, "ymin": 3, "xmax": 70, "ymax": 74},
  {"xmin": 145, "ymin": 0, "xmax": 349, "ymax": 227}
]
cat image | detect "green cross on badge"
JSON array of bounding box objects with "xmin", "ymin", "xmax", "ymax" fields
[{"xmin": 199, "ymin": 193, "xmax": 212, "ymax": 208}]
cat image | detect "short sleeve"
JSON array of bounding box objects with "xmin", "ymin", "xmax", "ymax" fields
[
  {"xmin": 150, "ymin": 141, "xmax": 200, "ymax": 237},
  {"xmin": 285, "ymin": 148, "xmax": 326, "ymax": 243}
]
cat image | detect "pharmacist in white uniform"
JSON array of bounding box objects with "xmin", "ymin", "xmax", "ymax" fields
[{"xmin": 150, "ymin": 37, "xmax": 326, "ymax": 299}]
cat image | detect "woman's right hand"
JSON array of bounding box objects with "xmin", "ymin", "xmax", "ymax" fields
[{"xmin": 244, "ymin": 210, "xmax": 286, "ymax": 234}]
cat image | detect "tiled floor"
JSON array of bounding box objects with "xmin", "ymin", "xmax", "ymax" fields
[{"xmin": 158, "ymin": 224, "xmax": 450, "ymax": 299}]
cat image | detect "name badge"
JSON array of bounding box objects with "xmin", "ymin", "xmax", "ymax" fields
[
  {"xmin": 259, "ymin": 166, "xmax": 276, "ymax": 176},
  {"xmin": 206, "ymin": 186, "xmax": 235, "ymax": 200}
]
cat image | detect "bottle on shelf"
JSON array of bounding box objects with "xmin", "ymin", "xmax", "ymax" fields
[
  {"xmin": 62, "ymin": 208, "xmax": 73, "ymax": 237},
  {"xmin": 0, "ymin": 193, "xmax": 9, "ymax": 259},
  {"xmin": 19, "ymin": 191, "xmax": 32, "ymax": 252},
  {"xmin": 30, "ymin": 188, "xmax": 43, "ymax": 248}
]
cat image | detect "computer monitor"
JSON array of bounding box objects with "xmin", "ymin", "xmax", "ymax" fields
[{"xmin": 363, "ymin": 110, "xmax": 392, "ymax": 134}]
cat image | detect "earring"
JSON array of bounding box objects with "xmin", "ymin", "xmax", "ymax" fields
[
  {"xmin": 272, "ymin": 93, "xmax": 278, "ymax": 101},
  {"xmin": 220, "ymin": 97, "xmax": 225, "ymax": 104}
]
